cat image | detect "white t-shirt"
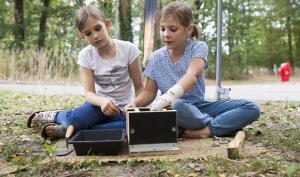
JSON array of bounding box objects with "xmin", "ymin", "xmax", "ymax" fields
[{"xmin": 77, "ymin": 39, "xmax": 141, "ymax": 109}]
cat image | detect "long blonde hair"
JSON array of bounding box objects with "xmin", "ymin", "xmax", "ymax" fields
[{"xmin": 161, "ymin": 1, "xmax": 200, "ymax": 39}]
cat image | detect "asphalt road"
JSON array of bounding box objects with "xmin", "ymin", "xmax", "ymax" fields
[{"xmin": 1, "ymin": 82, "xmax": 300, "ymax": 101}]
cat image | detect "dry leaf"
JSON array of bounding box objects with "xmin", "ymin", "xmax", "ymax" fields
[
  {"xmin": 12, "ymin": 155, "xmax": 21, "ymax": 161},
  {"xmin": 219, "ymin": 173, "xmax": 226, "ymax": 177},
  {"xmin": 188, "ymin": 172, "xmax": 198, "ymax": 177},
  {"xmin": 166, "ymin": 169, "xmax": 175, "ymax": 176}
]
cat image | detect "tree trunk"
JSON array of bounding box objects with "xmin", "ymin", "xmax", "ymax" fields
[
  {"xmin": 119, "ymin": 0, "xmax": 133, "ymax": 42},
  {"xmin": 143, "ymin": 0, "xmax": 159, "ymax": 66},
  {"xmin": 114, "ymin": 0, "xmax": 120, "ymax": 39},
  {"xmin": 14, "ymin": 0, "xmax": 24, "ymax": 49},
  {"xmin": 286, "ymin": 16, "xmax": 294, "ymax": 71},
  {"xmin": 38, "ymin": 0, "xmax": 50, "ymax": 49},
  {"xmin": 244, "ymin": 0, "xmax": 251, "ymax": 65},
  {"xmin": 193, "ymin": 0, "xmax": 203, "ymax": 39},
  {"xmin": 295, "ymin": 32, "xmax": 300, "ymax": 70},
  {"xmin": 153, "ymin": 0, "xmax": 161, "ymax": 50},
  {"xmin": 227, "ymin": 0, "xmax": 234, "ymax": 55}
]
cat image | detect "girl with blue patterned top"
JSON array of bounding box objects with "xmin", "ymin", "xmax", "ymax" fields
[{"xmin": 126, "ymin": 1, "xmax": 260, "ymax": 138}]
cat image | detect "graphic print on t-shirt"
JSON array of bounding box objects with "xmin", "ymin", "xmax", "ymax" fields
[{"xmin": 94, "ymin": 64, "xmax": 129, "ymax": 90}]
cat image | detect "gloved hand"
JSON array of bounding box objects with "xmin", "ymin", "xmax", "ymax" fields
[{"xmin": 151, "ymin": 84, "xmax": 184, "ymax": 111}]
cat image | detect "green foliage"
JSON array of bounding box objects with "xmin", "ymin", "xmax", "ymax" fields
[
  {"xmin": 44, "ymin": 143, "xmax": 55, "ymax": 155},
  {"xmin": 119, "ymin": 0, "xmax": 133, "ymax": 42},
  {"xmin": 1, "ymin": 0, "xmax": 300, "ymax": 80},
  {"xmin": 286, "ymin": 164, "xmax": 299, "ymax": 177},
  {"xmin": 246, "ymin": 101, "xmax": 300, "ymax": 152},
  {"xmin": 126, "ymin": 157, "xmax": 140, "ymax": 166},
  {"xmin": 2, "ymin": 143, "xmax": 27, "ymax": 162},
  {"xmin": 73, "ymin": 160, "xmax": 101, "ymax": 170},
  {"xmin": 207, "ymin": 158, "xmax": 220, "ymax": 176}
]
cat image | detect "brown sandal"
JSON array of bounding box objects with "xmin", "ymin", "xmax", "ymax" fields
[{"xmin": 40, "ymin": 123, "xmax": 66, "ymax": 139}]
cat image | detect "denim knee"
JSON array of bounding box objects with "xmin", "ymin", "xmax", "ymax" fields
[
  {"xmin": 206, "ymin": 99, "xmax": 261, "ymax": 137},
  {"xmin": 244, "ymin": 100, "xmax": 261, "ymax": 123},
  {"xmin": 172, "ymin": 99, "xmax": 186, "ymax": 110},
  {"xmin": 172, "ymin": 99, "xmax": 208, "ymax": 129}
]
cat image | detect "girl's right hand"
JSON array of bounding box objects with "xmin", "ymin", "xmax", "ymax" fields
[{"xmin": 100, "ymin": 98, "xmax": 120, "ymax": 116}]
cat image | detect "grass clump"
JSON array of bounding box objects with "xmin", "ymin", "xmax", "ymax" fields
[{"xmin": 246, "ymin": 101, "xmax": 300, "ymax": 151}]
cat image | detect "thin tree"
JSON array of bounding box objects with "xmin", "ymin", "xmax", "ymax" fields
[
  {"xmin": 285, "ymin": 0, "xmax": 294, "ymax": 71},
  {"xmin": 143, "ymin": 0, "xmax": 159, "ymax": 66},
  {"xmin": 114, "ymin": 0, "xmax": 120, "ymax": 39},
  {"xmin": 119, "ymin": 0, "xmax": 133, "ymax": 42},
  {"xmin": 38, "ymin": 0, "xmax": 50, "ymax": 49},
  {"xmin": 14, "ymin": 0, "xmax": 24, "ymax": 49}
]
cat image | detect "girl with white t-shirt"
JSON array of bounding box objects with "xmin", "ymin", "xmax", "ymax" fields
[{"xmin": 27, "ymin": 5, "xmax": 143, "ymax": 138}]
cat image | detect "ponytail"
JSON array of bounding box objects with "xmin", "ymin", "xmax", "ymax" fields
[{"xmin": 190, "ymin": 24, "xmax": 201, "ymax": 40}]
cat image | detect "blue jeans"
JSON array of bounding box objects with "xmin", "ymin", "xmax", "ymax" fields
[
  {"xmin": 172, "ymin": 99, "xmax": 260, "ymax": 136},
  {"xmin": 53, "ymin": 102, "xmax": 125, "ymax": 130}
]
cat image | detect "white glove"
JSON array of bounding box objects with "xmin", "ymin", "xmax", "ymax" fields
[{"xmin": 151, "ymin": 84, "xmax": 184, "ymax": 111}]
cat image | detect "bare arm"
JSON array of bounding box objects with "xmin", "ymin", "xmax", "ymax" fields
[
  {"xmin": 80, "ymin": 66, "xmax": 119, "ymax": 116},
  {"xmin": 177, "ymin": 58, "xmax": 205, "ymax": 91},
  {"xmin": 127, "ymin": 78, "xmax": 158, "ymax": 108},
  {"xmin": 128, "ymin": 58, "xmax": 144, "ymax": 96}
]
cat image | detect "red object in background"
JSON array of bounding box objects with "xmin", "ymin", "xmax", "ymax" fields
[{"xmin": 280, "ymin": 62, "xmax": 291, "ymax": 82}]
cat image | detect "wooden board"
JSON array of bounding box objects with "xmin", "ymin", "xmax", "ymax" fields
[{"xmin": 227, "ymin": 131, "xmax": 246, "ymax": 159}]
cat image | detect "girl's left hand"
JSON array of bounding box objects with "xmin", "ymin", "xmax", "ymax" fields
[
  {"xmin": 151, "ymin": 93, "xmax": 173, "ymax": 111},
  {"xmin": 151, "ymin": 84, "xmax": 184, "ymax": 110}
]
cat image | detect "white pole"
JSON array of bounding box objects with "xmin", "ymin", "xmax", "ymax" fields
[{"xmin": 215, "ymin": 0, "xmax": 230, "ymax": 99}]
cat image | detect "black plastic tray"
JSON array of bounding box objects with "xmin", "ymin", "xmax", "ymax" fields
[{"xmin": 68, "ymin": 129, "xmax": 126, "ymax": 156}]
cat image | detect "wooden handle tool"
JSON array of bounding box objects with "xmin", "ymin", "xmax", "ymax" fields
[{"xmin": 65, "ymin": 125, "xmax": 75, "ymax": 139}]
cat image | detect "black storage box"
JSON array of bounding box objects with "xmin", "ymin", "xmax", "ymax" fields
[
  {"xmin": 126, "ymin": 107, "xmax": 178, "ymax": 154},
  {"xmin": 68, "ymin": 129, "xmax": 126, "ymax": 156}
]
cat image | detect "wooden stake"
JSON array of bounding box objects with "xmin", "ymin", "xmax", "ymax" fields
[
  {"xmin": 65, "ymin": 125, "xmax": 75, "ymax": 138},
  {"xmin": 227, "ymin": 131, "xmax": 245, "ymax": 159}
]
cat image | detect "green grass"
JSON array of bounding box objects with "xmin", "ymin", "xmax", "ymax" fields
[
  {"xmin": 0, "ymin": 90, "xmax": 299, "ymax": 176},
  {"xmin": 245, "ymin": 101, "xmax": 300, "ymax": 152}
]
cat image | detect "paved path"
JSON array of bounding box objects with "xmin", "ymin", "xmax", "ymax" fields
[
  {"xmin": 205, "ymin": 83, "xmax": 300, "ymax": 101},
  {"xmin": 0, "ymin": 83, "xmax": 84, "ymax": 96},
  {"xmin": 1, "ymin": 82, "xmax": 300, "ymax": 101}
]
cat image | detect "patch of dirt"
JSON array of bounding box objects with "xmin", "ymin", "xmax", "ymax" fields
[{"xmin": 41, "ymin": 137, "xmax": 268, "ymax": 164}]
